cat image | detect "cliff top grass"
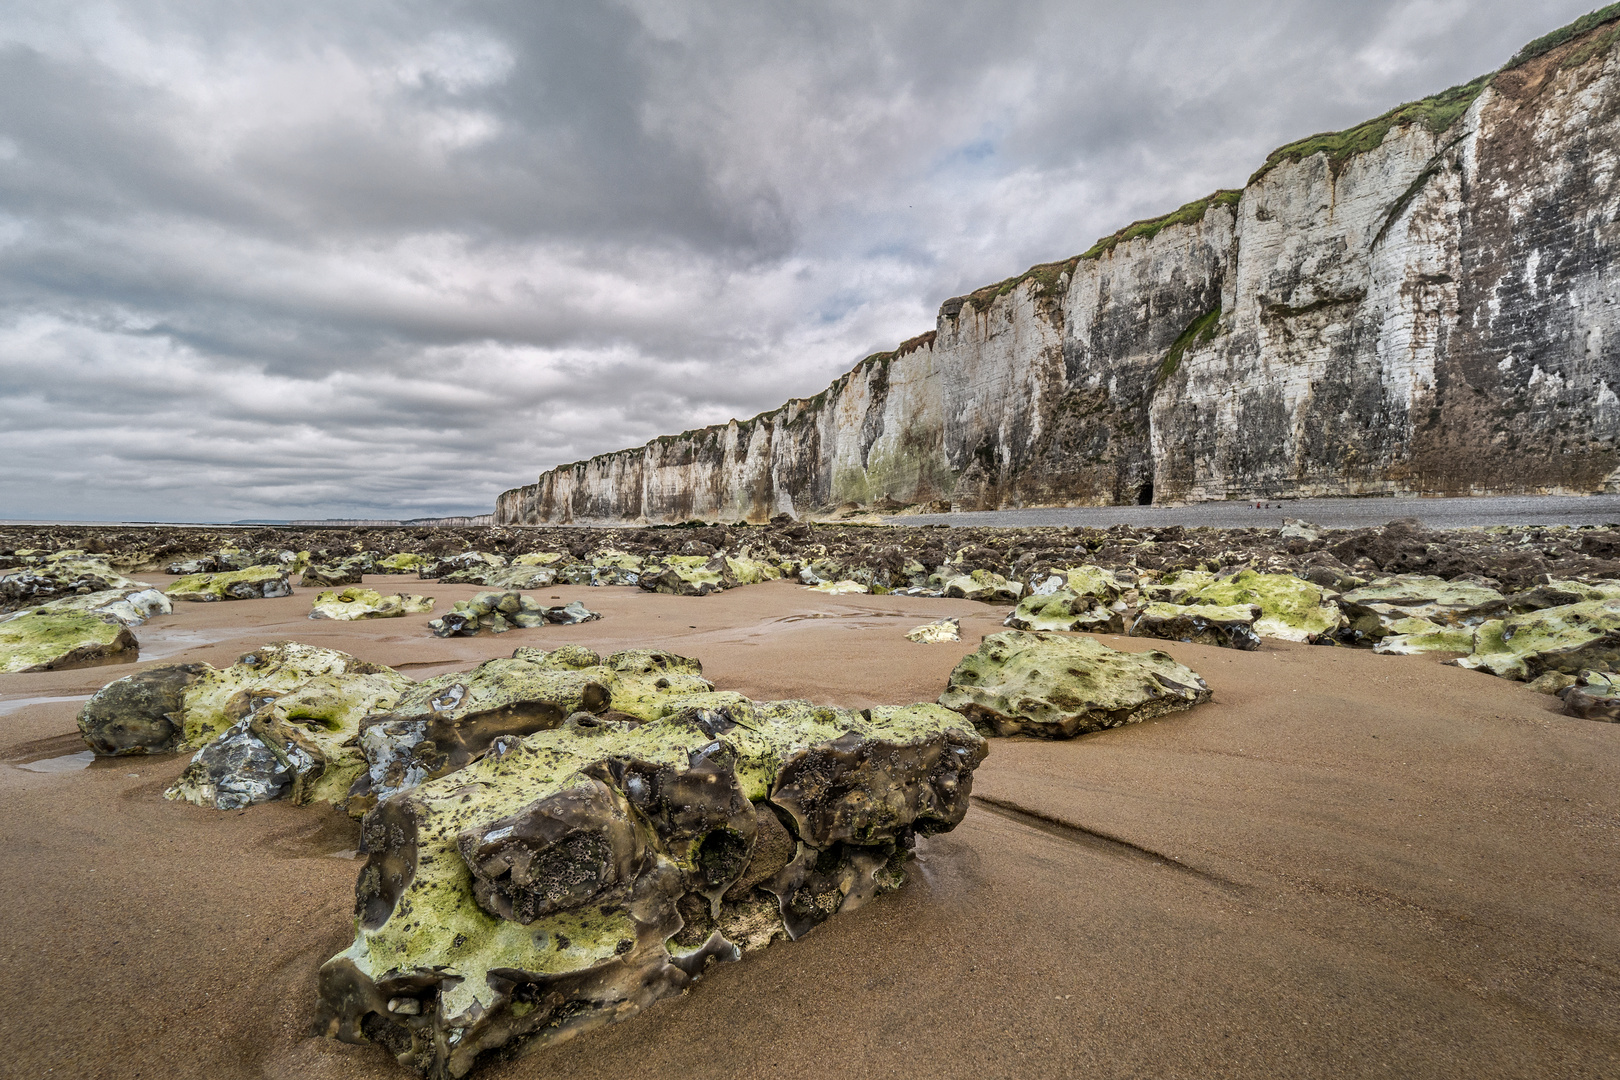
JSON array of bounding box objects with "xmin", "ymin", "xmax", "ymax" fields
[
  {"xmin": 962, "ymin": 256, "xmax": 1081, "ymax": 310},
  {"xmin": 1080, "ymin": 191, "xmax": 1242, "ymax": 261}
]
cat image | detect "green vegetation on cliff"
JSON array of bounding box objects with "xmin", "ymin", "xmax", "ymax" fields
[{"xmin": 1081, "ymin": 191, "xmax": 1242, "ymax": 260}]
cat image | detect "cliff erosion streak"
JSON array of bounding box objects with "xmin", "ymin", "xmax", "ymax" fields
[{"xmin": 498, "ymin": 14, "xmax": 1620, "ymax": 525}]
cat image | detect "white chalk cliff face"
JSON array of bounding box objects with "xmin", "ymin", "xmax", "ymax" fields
[{"xmin": 498, "ymin": 16, "xmax": 1620, "ymax": 525}]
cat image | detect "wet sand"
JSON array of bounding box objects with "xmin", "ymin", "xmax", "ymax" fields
[{"xmin": 2, "ymin": 577, "xmax": 1617, "ymax": 1079}]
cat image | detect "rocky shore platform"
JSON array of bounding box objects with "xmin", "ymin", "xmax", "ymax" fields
[{"xmin": 2, "ymin": 520, "xmax": 1618, "ymax": 1078}]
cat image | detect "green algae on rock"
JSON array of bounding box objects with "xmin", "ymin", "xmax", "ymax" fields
[
  {"xmin": 906, "ymin": 618, "xmax": 960, "ymax": 643},
  {"xmin": 77, "ymin": 663, "xmax": 211, "ymax": 754},
  {"xmin": 1169, "ymin": 569, "xmax": 1343, "ymax": 643},
  {"xmin": 0, "ymin": 611, "xmax": 138, "ymax": 674},
  {"xmin": 1130, "ymin": 601, "xmax": 1262, "ymax": 651},
  {"xmin": 427, "ymin": 593, "xmax": 600, "ymax": 637},
  {"xmin": 0, "ymin": 555, "xmax": 148, "ymax": 613},
  {"xmin": 4, "ymin": 585, "xmax": 172, "ymax": 627},
  {"xmin": 639, "ymin": 554, "xmax": 729, "ymax": 596},
  {"xmin": 373, "ymin": 553, "xmax": 428, "ymax": 574},
  {"xmin": 317, "ymin": 699, "xmax": 987, "ymax": 1078},
  {"xmin": 166, "ymin": 565, "xmax": 293, "ymax": 602},
  {"xmin": 78, "ymin": 642, "xmax": 401, "ymax": 754},
  {"xmin": 939, "ymin": 629, "xmax": 1211, "ymax": 738},
  {"xmin": 1338, "ymin": 575, "xmax": 1504, "ymax": 644},
  {"xmin": 167, "ymin": 669, "xmax": 413, "ymax": 810},
  {"xmin": 1004, "ymin": 588, "xmax": 1123, "ymax": 633},
  {"xmin": 942, "ymin": 569, "xmax": 1024, "ymax": 603},
  {"xmin": 1455, "ymin": 599, "xmax": 1620, "ymax": 681},
  {"xmin": 311, "ymin": 588, "xmax": 435, "ymax": 621}
]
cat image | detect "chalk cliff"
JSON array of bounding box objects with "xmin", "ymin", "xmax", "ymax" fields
[{"xmin": 498, "ymin": 9, "xmax": 1620, "ymax": 525}]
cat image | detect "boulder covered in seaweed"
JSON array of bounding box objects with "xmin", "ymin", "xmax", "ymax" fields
[
  {"xmin": 0, "ymin": 611, "xmax": 138, "ymax": 674},
  {"xmin": 166, "ymin": 667, "xmax": 413, "ymax": 810},
  {"xmin": 939, "ymin": 629, "xmax": 1211, "ymax": 738},
  {"xmin": 427, "ymin": 593, "xmax": 600, "ymax": 637},
  {"xmin": 77, "ymin": 642, "xmax": 398, "ymax": 754},
  {"xmin": 311, "ymin": 588, "xmax": 434, "ymax": 621},
  {"xmin": 166, "ymin": 565, "xmax": 293, "ymax": 602},
  {"xmin": 316, "ymin": 699, "xmax": 987, "ymax": 1078},
  {"xmin": 1130, "ymin": 601, "xmax": 1262, "ymax": 650}
]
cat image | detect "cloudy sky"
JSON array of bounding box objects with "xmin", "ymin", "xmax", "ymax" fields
[{"xmin": 0, "ymin": 0, "xmax": 1600, "ymax": 522}]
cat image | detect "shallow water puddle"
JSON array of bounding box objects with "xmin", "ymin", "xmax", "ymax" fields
[
  {"xmin": 0, "ymin": 694, "xmax": 91, "ymax": 716},
  {"xmin": 16, "ymin": 750, "xmax": 95, "ymax": 773}
]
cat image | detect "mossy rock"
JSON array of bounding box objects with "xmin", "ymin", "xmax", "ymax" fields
[
  {"xmin": 1172, "ymin": 569, "xmax": 1343, "ymax": 642},
  {"xmin": 1, "ymin": 556, "xmax": 144, "ymax": 611},
  {"xmin": 640, "ymin": 555, "xmax": 730, "ymax": 596},
  {"xmin": 167, "ymin": 669, "xmax": 412, "ymax": 811},
  {"xmin": 12, "ymin": 586, "xmax": 171, "ymax": 627},
  {"xmin": 1131, "ymin": 602, "xmax": 1262, "ymax": 651},
  {"xmin": 939, "ymin": 630, "xmax": 1211, "ymax": 738},
  {"xmin": 166, "ymin": 565, "xmax": 293, "ymax": 602},
  {"xmin": 428, "ymin": 593, "xmax": 600, "ymax": 637},
  {"xmin": 1372, "ymin": 618, "xmax": 1477, "ymax": 655},
  {"xmin": 1004, "ymin": 588, "xmax": 1122, "ymax": 633},
  {"xmin": 1456, "ymin": 599, "xmax": 1620, "ymax": 681},
  {"xmin": 310, "ymin": 588, "xmax": 434, "ymax": 621},
  {"xmin": 373, "ymin": 553, "xmax": 427, "ymax": 574},
  {"xmin": 942, "ymin": 569, "xmax": 1023, "ymax": 603},
  {"xmin": 906, "ymin": 618, "xmax": 960, "ymax": 643},
  {"xmin": 1339, "ymin": 575, "xmax": 1505, "ymax": 637},
  {"xmin": 419, "ymin": 552, "xmax": 506, "ymax": 580},
  {"xmin": 0, "ymin": 611, "xmax": 137, "ymax": 674},
  {"xmin": 317, "ymin": 699, "xmax": 987, "ymax": 1077}
]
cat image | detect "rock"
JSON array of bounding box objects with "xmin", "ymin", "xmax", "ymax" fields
[
  {"xmin": 906, "ymin": 618, "xmax": 960, "ymax": 643},
  {"xmin": 939, "ymin": 629, "xmax": 1211, "ymax": 737},
  {"xmin": 1525, "ymin": 671, "xmax": 1579, "ymax": 695},
  {"xmin": 1130, "ymin": 602, "xmax": 1262, "ymax": 650},
  {"xmin": 166, "ymin": 565, "xmax": 293, "ymax": 602},
  {"xmin": 1279, "ymin": 519, "xmax": 1322, "ymax": 542},
  {"xmin": 77, "ymin": 663, "xmax": 211, "ymax": 754},
  {"xmin": 301, "ymin": 558, "xmax": 369, "ymax": 588},
  {"xmin": 166, "ymin": 669, "xmax": 412, "ymax": 810},
  {"xmin": 1372, "ymin": 620, "xmax": 1478, "ymax": 655},
  {"xmin": 0, "ymin": 612, "xmax": 137, "ymax": 674},
  {"xmin": 724, "ymin": 555, "xmax": 782, "ymax": 585},
  {"xmin": 419, "ymin": 552, "xmax": 506, "ymax": 580},
  {"xmin": 78, "ymin": 642, "xmax": 399, "ymax": 754},
  {"xmin": 1563, "ymin": 684, "xmax": 1620, "ymax": 722},
  {"xmin": 373, "ymin": 553, "xmax": 427, "ymax": 574},
  {"xmin": 4, "ymin": 586, "xmax": 171, "ymax": 627},
  {"xmin": 1004, "ymin": 589, "xmax": 1123, "ymax": 633},
  {"xmin": 1337, "ymin": 575, "xmax": 1504, "ymax": 644},
  {"xmin": 1456, "ymin": 599, "xmax": 1620, "ymax": 681},
  {"xmin": 942, "ymin": 569, "xmax": 1023, "ymax": 603},
  {"xmin": 310, "ymin": 588, "xmax": 435, "ymax": 621},
  {"xmin": 316, "ymin": 699, "xmax": 987, "ymax": 1077},
  {"xmin": 0, "ymin": 555, "xmax": 145, "ymax": 612},
  {"xmin": 426, "ymin": 593, "xmax": 601, "ymax": 637},
  {"xmin": 805, "ymin": 580, "xmax": 868, "ymax": 595},
  {"xmin": 1167, "ymin": 569, "xmax": 1343, "ymax": 643},
  {"xmin": 640, "ymin": 555, "xmax": 729, "ymax": 596}
]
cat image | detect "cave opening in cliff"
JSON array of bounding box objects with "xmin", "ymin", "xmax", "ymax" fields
[{"xmin": 1137, "ymin": 481, "xmax": 1154, "ymax": 505}]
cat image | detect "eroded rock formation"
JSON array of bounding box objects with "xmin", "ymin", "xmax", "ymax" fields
[{"xmin": 498, "ymin": 13, "xmax": 1620, "ymax": 524}]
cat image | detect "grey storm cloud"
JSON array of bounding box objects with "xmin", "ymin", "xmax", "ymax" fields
[{"xmin": 0, "ymin": 0, "xmax": 1603, "ymax": 521}]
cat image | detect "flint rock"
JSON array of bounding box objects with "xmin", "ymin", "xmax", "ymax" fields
[
  {"xmin": 1, "ymin": 555, "xmax": 146, "ymax": 612},
  {"xmin": 1004, "ymin": 589, "xmax": 1123, "ymax": 633},
  {"xmin": 166, "ymin": 565, "xmax": 293, "ymax": 602},
  {"xmin": 373, "ymin": 553, "xmax": 428, "ymax": 574},
  {"xmin": 939, "ymin": 630, "xmax": 1211, "ymax": 738},
  {"xmin": 1456, "ymin": 599, "xmax": 1620, "ymax": 681},
  {"xmin": 1338, "ymin": 575, "xmax": 1504, "ymax": 646},
  {"xmin": 5, "ymin": 586, "xmax": 171, "ymax": 627},
  {"xmin": 302, "ymin": 557, "xmax": 371, "ymax": 588},
  {"xmin": 942, "ymin": 569, "xmax": 1023, "ymax": 603},
  {"xmin": 906, "ymin": 618, "xmax": 960, "ymax": 643},
  {"xmin": 167, "ymin": 669, "xmax": 412, "ymax": 810},
  {"xmin": 1131, "ymin": 602, "xmax": 1262, "ymax": 651},
  {"xmin": 0, "ymin": 611, "xmax": 138, "ymax": 674},
  {"xmin": 1155, "ymin": 569, "xmax": 1342, "ymax": 643},
  {"xmin": 419, "ymin": 552, "xmax": 506, "ymax": 580},
  {"xmin": 79, "ymin": 642, "xmax": 399, "ymax": 754},
  {"xmin": 427, "ymin": 593, "xmax": 600, "ymax": 637},
  {"xmin": 311, "ymin": 588, "xmax": 435, "ymax": 621},
  {"xmin": 640, "ymin": 554, "xmax": 730, "ymax": 596},
  {"xmin": 317, "ymin": 699, "xmax": 987, "ymax": 1078}
]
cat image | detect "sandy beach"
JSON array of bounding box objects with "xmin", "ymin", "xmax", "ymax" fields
[{"xmin": 3, "ymin": 576, "xmax": 1618, "ymax": 1079}]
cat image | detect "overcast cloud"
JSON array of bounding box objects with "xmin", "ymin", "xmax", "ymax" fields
[{"xmin": 0, "ymin": 0, "xmax": 1601, "ymax": 521}]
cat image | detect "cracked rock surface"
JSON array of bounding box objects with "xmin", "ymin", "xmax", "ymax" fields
[
  {"xmin": 317, "ymin": 698, "xmax": 986, "ymax": 1079},
  {"xmin": 939, "ymin": 629, "xmax": 1212, "ymax": 738}
]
